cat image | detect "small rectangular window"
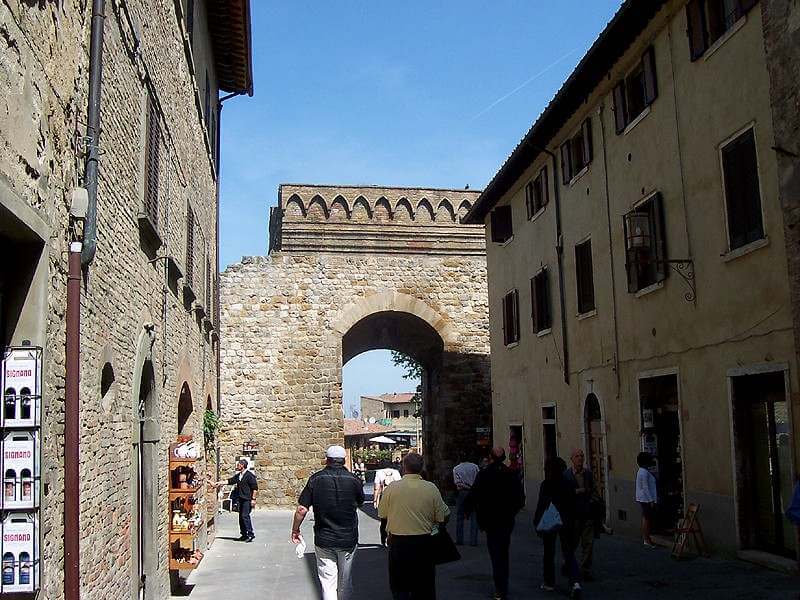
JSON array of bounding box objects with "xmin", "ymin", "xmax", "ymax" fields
[
  {"xmin": 403, "ymin": 410, "xmax": 409, "ymax": 418},
  {"xmin": 614, "ymin": 47, "xmax": 657, "ymax": 134},
  {"xmin": 623, "ymin": 193, "xmax": 668, "ymax": 293},
  {"xmin": 542, "ymin": 406, "xmax": 557, "ymax": 465},
  {"xmin": 560, "ymin": 118, "xmax": 593, "ymax": 182},
  {"xmin": 531, "ymin": 269, "xmax": 552, "ymax": 333},
  {"xmin": 502, "ymin": 289, "xmax": 520, "ymax": 346},
  {"xmin": 186, "ymin": 204, "xmax": 195, "ymax": 289},
  {"xmin": 392, "ymin": 410, "xmax": 400, "ymax": 419},
  {"xmin": 491, "ymin": 205, "xmax": 513, "ymax": 244},
  {"xmin": 525, "ymin": 168, "xmax": 549, "ymax": 219},
  {"xmin": 687, "ymin": 0, "xmax": 758, "ymax": 60},
  {"xmin": 721, "ymin": 128, "xmax": 764, "ymax": 250},
  {"xmin": 575, "ymin": 240, "xmax": 595, "ymax": 314}
]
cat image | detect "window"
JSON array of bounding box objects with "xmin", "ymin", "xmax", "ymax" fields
[
  {"xmin": 721, "ymin": 128, "xmax": 764, "ymax": 250},
  {"xmin": 392, "ymin": 410, "xmax": 400, "ymax": 419},
  {"xmin": 490, "ymin": 205, "xmax": 513, "ymax": 244},
  {"xmin": 531, "ymin": 269, "xmax": 552, "ymax": 333},
  {"xmin": 623, "ymin": 193, "xmax": 667, "ymax": 293},
  {"xmin": 575, "ymin": 240, "xmax": 596, "ymax": 314},
  {"xmin": 144, "ymin": 95, "xmax": 161, "ymax": 230},
  {"xmin": 502, "ymin": 289, "xmax": 520, "ymax": 346},
  {"xmin": 542, "ymin": 406, "xmax": 557, "ymax": 464},
  {"xmin": 613, "ymin": 47, "xmax": 657, "ymax": 134},
  {"xmin": 560, "ymin": 118, "xmax": 593, "ymax": 183},
  {"xmin": 403, "ymin": 410, "xmax": 409, "ymax": 418},
  {"xmin": 186, "ymin": 205, "xmax": 195, "ymax": 289},
  {"xmin": 687, "ymin": 0, "xmax": 759, "ymax": 60},
  {"xmin": 525, "ymin": 167, "xmax": 549, "ymax": 219},
  {"xmin": 186, "ymin": 0, "xmax": 194, "ymax": 45}
]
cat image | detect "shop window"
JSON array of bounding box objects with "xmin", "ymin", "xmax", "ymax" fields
[
  {"xmin": 687, "ymin": 0, "xmax": 759, "ymax": 60},
  {"xmin": 525, "ymin": 167, "xmax": 549, "ymax": 220},
  {"xmin": 560, "ymin": 118, "xmax": 593, "ymax": 183},
  {"xmin": 531, "ymin": 269, "xmax": 552, "ymax": 333},
  {"xmin": 502, "ymin": 289, "xmax": 520, "ymax": 346},
  {"xmin": 490, "ymin": 205, "xmax": 513, "ymax": 244},
  {"xmin": 623, "ymin": 193, "xmax": 667, "ymax": 293},
  {"xmin": 613, "ymin": 47, "xmax": 657, "ymax": 134},
  {"xmin": 575, "ymin": 239, "xmax": 595, "ymax": 314},
  {"xmin": 721, "ymin": 128, "xmax": 764, "ymax": 250}
]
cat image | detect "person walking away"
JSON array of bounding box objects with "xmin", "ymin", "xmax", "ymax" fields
[
  {"xmin": 564, "ymin": 449, "xmax": 595, "ymax": 580},
  {"xmin": 465, "ymin": 447, "xmax": 524, "ymax": 600},
  {"xmin": 636, "ymin": 452, "xmax": 658, "ymax": 548},
  {"xmin": 374, "ymin": 464, "xmax": 402, "ymax": 508},
  {"xmin": 215, "ymin": 459, "xmax": 257, "ymax": 542},
  {"xmin": 292, "ymin": 445, "xmax": 365, "ymax": 600},
  {"xmin": 379, "ymin": 452, "xmax": 449, "ymax": 600},
  {"xmin": 453, "ymin": 453, "xmax": 480, "ymax": 546},
  {"xmin": 534, "ymin": 457, "xmax": 581, "ymax": 598}
]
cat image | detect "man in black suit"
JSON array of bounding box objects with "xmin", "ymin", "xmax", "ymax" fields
[{"xmin": 217, "ymin": 459, "xmax": 258, "ymax": 542}]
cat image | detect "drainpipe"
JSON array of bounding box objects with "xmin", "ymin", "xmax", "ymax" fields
[
  {"xmin": 80, "ymin": 0, "xmax": 106, "ymax": 268},
  {"xmin": 527, "ymin": 143, "xmax": 570, "ymax": 384},
  {"xmin": 64, "ymin": 242, "xmax": 82, "ymax": 600}
]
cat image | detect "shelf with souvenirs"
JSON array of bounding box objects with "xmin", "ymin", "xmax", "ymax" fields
[{"xmin": 168, "ymin": 437, "xmax": 204, "ymax": 569}]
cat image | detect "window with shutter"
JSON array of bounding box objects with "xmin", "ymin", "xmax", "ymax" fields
[
  {"xmin": 534, "ymin": 167, "xmax": 548, "ymax": 213},
  {"xmin": 643, "ymin": 47, "xmax": 658, "ymax": 105},
  {"xmin": 687, "ymin": 0, "xmax": 756, "ymax": 60},
  {"xmin": 186, "ymin": 205, "xmax": 195, "ymax": 290},
  {"xmin": 144, "ymin": 96, "xmax": 161, "ymax": 231},
  {"xmin": 502, "ymin": 289, "xmax": 520, "ymax": 346},
  {"xmin": 613, "ymin": 82, "xmax": 627, "ymax": 134},
  {"xmin": 687, "ymin": 0, "xmax": 708, "ymax": 60},
  {"xmin": 205, "ymin": 252, "xmax": 212, "ymax": 313},
  {"xmin": 525, "ymin": 182, "xmax": 534, "ymax": 220},
  {"xmin": 532, "ymin": 269, "xmax": 552, "ymax": 333},
  {"xmin": 490, "ymin": 205, "xmax": 513, "ymax": 244},
  {"xmin": 614, "ymin": 48, "xmax": 657, "ymax": 134},
  {"xmin": 575, "ymin": 240, "xmax": 595, "ymax": 314},
  {"xmin": 623, "ymin": 193, "xmax": 668, "ymax": 293},
  {"xmin": 562, "ymin": 120, "xmax": 593, "ymax": 181},
  {"xmin": 560, "ymin": 142, "xmax": 572, "ymax": 184},
  {"xmin": 186, "ymin": 0, "xmax": 194, "ymax": 45},
  {"xmin": 581, "ymin": 118, "xmax": 593, "ymax": 165},
  {"xmin": 721, "ymin": 128, "xmax": 764, "ymax": 250}
]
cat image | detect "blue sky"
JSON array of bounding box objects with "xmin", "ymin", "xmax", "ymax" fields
[{"xmin": 218, "ymin": 1, "xmax": 624, "ymax": 414}]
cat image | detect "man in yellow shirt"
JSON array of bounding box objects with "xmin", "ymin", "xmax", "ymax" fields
[{"xmin": 378, "ymin": 452, "xmax": 449, "ymax": 600}]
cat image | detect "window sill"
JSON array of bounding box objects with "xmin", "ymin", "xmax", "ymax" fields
[
  {"xmin": 702, "ymin": 16, "xmax": 746, "ymax": 62},
  {"xmin": 721, "ymin": 237, "xmax": 769, "ymax": 263},
  {"xmin": 576, "ymin": 309, "xmax": 597, "ymax": 321},
  {"xmin": 622, "ymin": 106, "xmax": 651, "ymax": 136},
  {"xmin": 496, "ymin": 236, "xmax": 514, "ymax": 247},
  {"xmin": 568, "ymin": 166, "xmax": 589, "ymax": 187},
  {"xmin": 535, "ymin": 328, "xmax": 552, "ymax": 338},
  {"xmin": 137, "ymin": 213, "xmax": 163, "ymax": 251},
  {"xmin": 634, "ymin": 281, "xmax": 664, "ymax": 298},
  {"xmin": 505, "ymin": 341, "xmax": 519, "ymax": 350},
  {"xmin": 528, "ymin": 207, "xmax": 546, "ymax": 223}
]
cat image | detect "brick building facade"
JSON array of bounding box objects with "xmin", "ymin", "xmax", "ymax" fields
[{"xmin": 0, "ymin": 1, "xmax": 252, "ymax": 598}]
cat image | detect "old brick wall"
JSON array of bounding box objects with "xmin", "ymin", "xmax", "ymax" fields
[
  {"xmin": 220, "ymin": 186, "xmax": 491, "ymax": 505},
  {"xmin": 1, "ymin": 1, "xmax": 219, "ymax": 598}
]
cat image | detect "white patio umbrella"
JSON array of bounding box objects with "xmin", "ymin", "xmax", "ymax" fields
[{"xmin": 369, "ymin": 435, "xmax": 397, "ymax": 444}]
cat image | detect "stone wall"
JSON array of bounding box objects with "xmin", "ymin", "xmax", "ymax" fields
[
  {"xmin": 220, "ymin": 185, "xmax": 491, "ymax": 506},
  {"xmin": 0, "ymin": 1, "xmax": 221, "ymax": 598}
]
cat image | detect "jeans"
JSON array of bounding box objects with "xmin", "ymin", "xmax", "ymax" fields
[
  {"xmin": 315, "ymin": 545, "xmax": 357, "ymax": 600},
  {"xmin": 455, "ymin": 490, "xmax": 478, "ymax": 546},
  {"xmin": 485, "ymin": 523, "xmax": 514, "ymax": 596},
  {"xmin": 542, "ymin": 528, "xmax": 579, "ymax": 587},
  {"xmin": 238, "ymin": 499, "xmax": 254, "ymax": 538}
]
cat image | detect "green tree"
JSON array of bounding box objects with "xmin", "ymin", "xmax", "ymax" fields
[{"xmin": 391, "ymin": 351, "xmax": 423, "ymax": 414}]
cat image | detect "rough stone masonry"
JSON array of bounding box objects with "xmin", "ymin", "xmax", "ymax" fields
[{"xmin": 219, "ymin": 184, "xmax": 491, "ymax": 505}]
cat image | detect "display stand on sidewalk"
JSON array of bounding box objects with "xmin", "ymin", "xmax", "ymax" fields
[
  {"xmin": 671, "ymin": 503, "xmax": 709, "ymax": 559},
  {"xmin": 168, "ymin": 436, "xmax": 205, "ymax": 570}
]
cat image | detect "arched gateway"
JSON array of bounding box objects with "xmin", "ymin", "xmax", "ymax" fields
[{"xmin": 219, "ymin": 184, "xmax": 491, "ymax": 506}]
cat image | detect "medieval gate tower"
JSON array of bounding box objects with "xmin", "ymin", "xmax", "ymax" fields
[{"xmin": 219, "ymin": 184, "xmax": 491, "ymax": 506}]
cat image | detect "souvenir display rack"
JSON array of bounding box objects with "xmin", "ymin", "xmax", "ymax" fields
[
  {"xmin": 0, "ymin": 346, "xmax": 42, "ymax": 593},
  {"xmin": 168, "ymin": 437, "xmax": 204, "ymax": 570}
]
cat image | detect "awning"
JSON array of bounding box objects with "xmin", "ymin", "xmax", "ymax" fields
[{"xmin": 369, "ymin": 436, "xmax": 397, "ymax": 444}]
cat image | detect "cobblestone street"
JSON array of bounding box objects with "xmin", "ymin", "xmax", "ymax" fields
[{"xmin": 174, "ymin": 508, "xmax": 798, "ymax": 600}]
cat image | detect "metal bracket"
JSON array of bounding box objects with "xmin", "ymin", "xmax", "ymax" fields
[{"xmin": 663, "ymin": 259, "xmax": 695, "ymax": 304}]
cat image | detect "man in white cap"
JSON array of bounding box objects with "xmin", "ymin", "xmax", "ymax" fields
[{"xmin": 292, "ymin": 445, "xmax": 365, "ymax": 600}]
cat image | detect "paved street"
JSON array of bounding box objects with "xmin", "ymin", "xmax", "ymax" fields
[{"xmin": 173, "ymin": 507, "xmax": 798, "ymax": 600}]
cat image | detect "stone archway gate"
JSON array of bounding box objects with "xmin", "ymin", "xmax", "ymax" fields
[{"xmin": 219, "ymin": 184, "xmax": 491, "ymax": 506}]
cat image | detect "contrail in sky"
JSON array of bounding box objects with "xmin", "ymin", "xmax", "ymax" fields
[{"xmin": 470, "ymin": 47, "xmax": 580, "ymax": 121}]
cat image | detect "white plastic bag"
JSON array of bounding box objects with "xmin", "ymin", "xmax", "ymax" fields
[
  {"xmin": 536, "ymin": 502, "xmax": 563, "ymax": 533},
  {"xmin": 294, "ymin": 535, "xmax": 306, "ymax": 559}
]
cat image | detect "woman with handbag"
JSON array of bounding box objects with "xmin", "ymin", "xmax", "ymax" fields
[{"xmin": 534, "ymin": 457, "xmax": 581, "ymax": 598}]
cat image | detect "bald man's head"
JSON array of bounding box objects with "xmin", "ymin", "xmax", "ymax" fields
[{"xmin": 490, "ymin": 447, "xmax": 506, "ymax": 463}]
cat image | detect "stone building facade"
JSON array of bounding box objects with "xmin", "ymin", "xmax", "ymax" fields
[
  {"xmin": 0, "ymin": 1, "xmax": 251, "ymax": 598},
  {"xmin": 220, "ymin": 184, "xmax": 491, "ymax": 506},
  {"xmin": 466, "ymin": 0, "xmax": 799, "ymax": 561}
]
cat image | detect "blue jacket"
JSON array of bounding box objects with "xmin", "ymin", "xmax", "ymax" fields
[{"xmin": 564, "ymin": 467, "xmax": 594, "ymax": 520}]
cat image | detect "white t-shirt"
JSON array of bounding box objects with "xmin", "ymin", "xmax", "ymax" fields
[{"xmin": 375, "ymin": 468, "xmax": 401, "ymax": 486}]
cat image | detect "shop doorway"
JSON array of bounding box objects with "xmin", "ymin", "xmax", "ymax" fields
[
  {"xmin": 133, "ymin": 358, "xmax": 158, "ymax": 600},
  {"xmin": 584, "ymin": 394, "xmax": 606, "ymax": 503},
  {"xmin": 732, "ymin": 371, "xmax": 796, "ymax": 557},
  {"xmin": 177, "ymin": 383, "xmax": 192, "ymax": 435},
  {"xmin": 639, "ymin": 374, "xmax": 684, "ymax": 533}
]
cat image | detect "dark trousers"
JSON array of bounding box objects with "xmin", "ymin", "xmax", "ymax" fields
[
  {"xmin": 238, "ymin": 499, "xmax": 254, "ymax": 537},
  {"xmin": 388, "ymin": 534, "xmax": 435, "ymax": 600},
  {"xmin": 485, "ymin": 523, "xmax": 513, "ymax": 596},
  {"xmin": 542, "ymin": 528, "xmax": 579, "ymax": 587}
]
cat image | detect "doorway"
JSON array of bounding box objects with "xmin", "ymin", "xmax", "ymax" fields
[
  {"xmin": 584, "ymin": 394, "xmax": 606, "ymax": 503},
  {"xmin": 639, "ymin": 374, "xmax": 684, "ymax": 533},
  {"xmin": 509, "ymin": 424, "xmax": 524, "ymax": 485},
  {"xmin": 177, "ymin": 383, "xmax": 192, "ymax": 434},
  {"xmin": 732, "ymin": 371, "xmax": 796, "ymax": 557},
  {"xmin": 134, "ymin": 358, "xmax": 157, "ymax": 600}
]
